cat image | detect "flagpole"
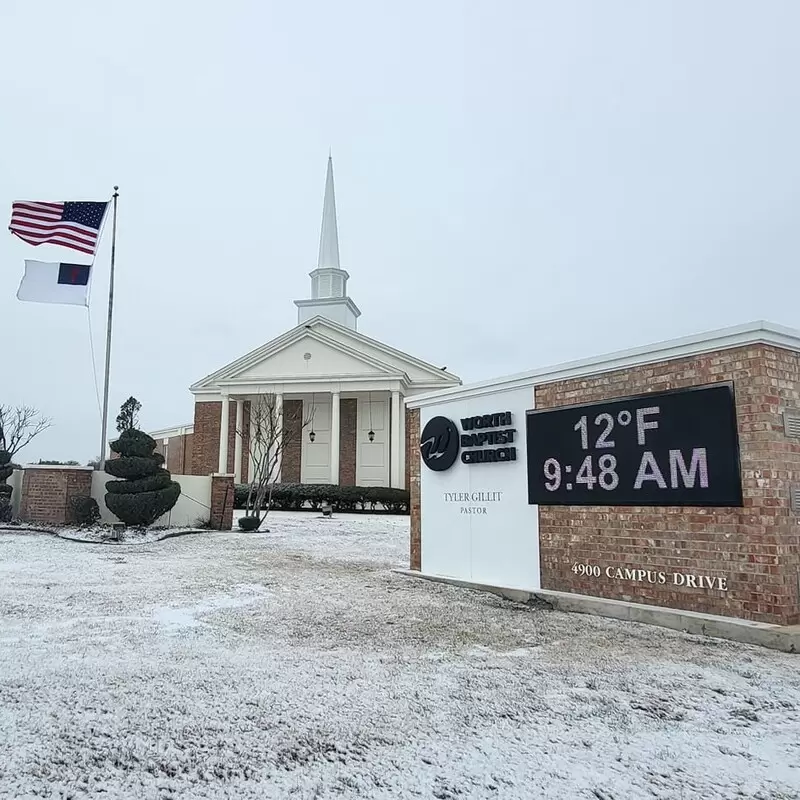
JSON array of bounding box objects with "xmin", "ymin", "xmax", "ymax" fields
[{"xmin": 98, "ymin": 187, "xmax": 119, "ymax": 470}]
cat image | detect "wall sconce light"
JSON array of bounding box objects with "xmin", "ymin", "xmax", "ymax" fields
[
  {"xmin": 309, "ymin": 430, "xmax": 316, "ymax": 443},
  {"xmin": 368, "ymin": 430, "xmax": 375, "ymax": 442}
]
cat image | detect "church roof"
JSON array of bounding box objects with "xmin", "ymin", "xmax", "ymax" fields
[{"xmin": 189, "ymin": 315, "xmax": 461, "ymax": 394}]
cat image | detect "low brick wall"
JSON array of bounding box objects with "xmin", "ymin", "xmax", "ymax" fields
[{"xmin": 18, "ymin": 466, "xmax": 94, "ymax": 526}]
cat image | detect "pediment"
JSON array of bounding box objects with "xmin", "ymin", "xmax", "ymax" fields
[
  {"xmin": 232, "ymin": 333, "xmax": 394, "ymax": 381},
  {"xmin": 190, "ymin": 316, "xmax": 461, "ymax": 392},
  {"xmin": 320, "ymin": 324, "xmax": 458, "ymax": 384}
]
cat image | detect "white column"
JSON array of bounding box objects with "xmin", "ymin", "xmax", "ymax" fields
[
  {"xmin": 248, "ymin": 403, "xmax": 256, "ymax": 484},
  {"xmin": 218, "ymin": 396, "xmax": 230, "ymax": 474},
  {"xmin": 233, "ymin": 399, "xmax": 244, "ymax": 483},
  {"xmin": 330, "ymin": 392, "xmax": 340, "ymax": 485},
  {"xmin": 398, "ymin": 395, "xmax": 406, "ymax": 489},
  {"xmin": 274, "ymin": 393, "xmax": 283, "ymax": 483},
  {"xmin": 391, "ymin": 390, "xmax": 401, "ymax": 488}
]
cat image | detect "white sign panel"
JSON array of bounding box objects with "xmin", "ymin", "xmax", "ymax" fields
[{"xmin": 418, "ymin": 385, "xmax": 540, "ymax": 591}]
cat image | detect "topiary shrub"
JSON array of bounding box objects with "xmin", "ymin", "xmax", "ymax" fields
[
  {"xmin": 70, "ymin": 496, "xmax": 101, "ymax": 526},
  {"xmin": 105, "ymin": 429, "xmax": 181, "ymax": 527},
  {"xmin": 0, "ymin": 451, "xmax": 14, "ymax": 523}
]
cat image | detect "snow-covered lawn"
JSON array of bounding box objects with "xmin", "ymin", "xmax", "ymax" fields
[{"xmin": 1, "ymin": 513, "xmax": 798, "ymax": 800}]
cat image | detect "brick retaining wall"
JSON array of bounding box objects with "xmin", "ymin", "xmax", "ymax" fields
[{"xmin": 19, "ymin": 466, "xmax": 94, "ymax": 526}]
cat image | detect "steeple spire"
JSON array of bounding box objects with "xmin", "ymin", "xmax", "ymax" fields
[
  {"xmin": 294, "ymin": 154, "xmax": 361, "ymax": 330},
  {"xmin": 317, "ymin": 155, "xmax": 340, "ymax": 269}
]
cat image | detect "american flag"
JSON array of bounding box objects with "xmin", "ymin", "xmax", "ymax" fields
[{"xmin": 9, "ymin": 201, "xmax": 108, "ymax": 256}]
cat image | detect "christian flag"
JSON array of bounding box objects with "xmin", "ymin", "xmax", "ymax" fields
[{"xmin": 17, "ymin": 260, "xmax": 92, "ymax": 306}]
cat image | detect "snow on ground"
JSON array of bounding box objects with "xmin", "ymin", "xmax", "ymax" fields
[
  {"xmin": 56, "ymin": 525, "xmax": 207, "ymax": 545},
  {"xmin": 1, "ymin": 512, "xmax": 798, "ymax": 800}
]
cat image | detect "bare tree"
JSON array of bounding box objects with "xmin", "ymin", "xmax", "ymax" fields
[
  {"xmin": 239, "ymin": 394, "xmax": 312, "ymax": 529},
  {"xmin": 0, "ymin": 405, "xmax": 52, "ymax": 457}
]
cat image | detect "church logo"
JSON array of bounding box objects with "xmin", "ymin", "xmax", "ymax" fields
[{"xmin": 420, "ymin": 416, "xmax": 460, "ymax": 471}]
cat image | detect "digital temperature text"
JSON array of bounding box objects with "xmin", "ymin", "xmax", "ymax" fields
[{"xmin": 525, "ymin": 384, "xmax": 743, "ymax": 507}]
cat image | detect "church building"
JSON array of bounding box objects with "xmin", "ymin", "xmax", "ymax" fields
[{"xmin": 150, "ymin": 157, "xmax": 461, "ymax": 487}]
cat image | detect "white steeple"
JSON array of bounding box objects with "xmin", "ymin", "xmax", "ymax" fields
[
  {"xmin": 295, "ymin": 154, "xmax": 361, "ymax": 330},
  {"xmin": 317, "ymin": 155, "xmax": 341, "ymax": 269}
]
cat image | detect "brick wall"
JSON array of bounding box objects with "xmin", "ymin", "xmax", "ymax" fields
[
  {"xmin": 192, "ymin": 402, "xmax": 222, "ymax": 476},
  {"xmin": 19, "ymin": 467, "xmax": 93, "ymax": 526},
  {"xmin": 192, "ymin": 401, "xmax": 249, "ymax": 481},
  {"xmin": 407, "ymin": 407, "xmax": 421, "ymax": 570},
  {"xmin": 283, "ymin": 399, "xmax": 303, "ymax": 483},
  {"xmin": 164, "ymin": 432, "xmax": 194, "ymax": 475},
  {"xmin": 210, "ymin": 474, "xmax": 234, "ymax": 530},
  {"xmin": 536, "ymin": 343, "xmax": 800, "ymax": 626},
  {"xmin": 240, "ymin": 402, "xmax": 250, "ymax": 484},
  {"xmin": 339, "ymin": 399, "xmax": 357, "ymax": 485}
]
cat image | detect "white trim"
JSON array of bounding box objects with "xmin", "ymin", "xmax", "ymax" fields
[
  {"xmin": 294, "ymin": 295, "xmax": 362, "ymax": 318},
  {"xmin": 398, "ymin": 400, "xmax": 406, "ymax": 490},
  {"xmin": 147, "ymin": 423, "xmax": 193, "ymax": 438},
  {"xmin": 206, "ymin": 379, "xmax": 410, "ymax": 397},
  {"xmin": 217, "ymin": 372, "xmax": 405, "ymax": 386},
  {"xmin": 407, "ymin": 320, "xmax": 800, "ymax": 408},
  {"xmin": 309, "ymin": 266, "xmax": 351, "ymax": 281},
  {"xmin": 218, "ymin": 399, "xmax": 230, "ymax": 474},
  {"xmin": 22, "ymin": 464, "xmax": 94, "ymax": 471},
  {"xmin": 390, "ymin": 391, "xmax": 402, "ymax": 488},
  {"xmin": 330, "ymin": 392, "xmax": 340, "ymax": 485}
]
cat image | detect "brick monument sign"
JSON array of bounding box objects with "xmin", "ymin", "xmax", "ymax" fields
[{"xmin": 407, "ymin": 322, "xmax": 800, "ymax": 630}]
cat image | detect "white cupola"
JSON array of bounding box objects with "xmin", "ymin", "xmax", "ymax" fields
[{"xmin": 294, "ymin": 155, "xmax": 361, "ymax": 330}]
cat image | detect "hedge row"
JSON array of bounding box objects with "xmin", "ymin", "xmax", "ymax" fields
[{"xmin": 234, "ymin": 483, "xmax": 409, "ymax": 514}]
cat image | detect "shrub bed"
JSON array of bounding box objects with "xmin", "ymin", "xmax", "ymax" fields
[
  {"xmin": 70, "ymin": 496, "xmax": 101, "ymax": 526},
  {"xmin": 234, "ymin": 483, "xmax": 409, "ymax": 514}
]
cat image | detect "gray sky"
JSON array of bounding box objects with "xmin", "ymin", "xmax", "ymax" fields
[{"xmin": 1, "ymin": 1, "xmax": 798, "ymax": 463}]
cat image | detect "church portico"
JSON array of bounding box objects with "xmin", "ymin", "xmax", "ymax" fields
[{"xmin": 209, "ymin": 383, "xmax": 406, "ymax": 488}]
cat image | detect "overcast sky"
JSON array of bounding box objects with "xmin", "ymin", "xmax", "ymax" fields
[{"xmin": 1, "ymin": 0, "xmax": 798, "ymax": 463}]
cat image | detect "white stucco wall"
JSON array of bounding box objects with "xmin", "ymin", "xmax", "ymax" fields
[
  {"xmin": 8, "ymin": 469, "xmax": 23, "ymax": 519},
  {"xmin": 91, "ymin": 472, "xmax": 213, "ymax": 528},
  {"xmin": 416, "ymin": 384, "xmax": 540, "ymax": 592}
]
